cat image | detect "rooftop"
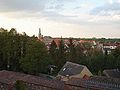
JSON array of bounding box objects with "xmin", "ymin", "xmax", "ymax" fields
[
  {"xmin": 0, "ymin": 70, "xmax": 64, "ymax": 89},
  {"xmin": 103, "ymin": 69, "xmax": 120, "ymax": 78},
  {"xmin": 58, "ymin": 61, "xmax": 86, "ymax": 76}
]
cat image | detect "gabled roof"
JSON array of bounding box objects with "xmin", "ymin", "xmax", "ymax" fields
[
  {"xmin": 20, "ymin": 75, "xmax": 64, "ymax": 89},
  {"xmin": 0, "ymin": 70, "xmax": 64, "ymax": 89},
  {"xmin": 53, "ymin": 39, "xmax": 61, "ymax": 47},
  {"xmin": 0, "ymin": 70, "xmax": 26, "ymax": 85},
  {"xmin": 90, "ymin": 76, "xmax": 120, "ymax": 84},
  {"xmin": 103, "ymin": 69, "xmax": 120, "ymax": 78},
  {"xmin": 66, "ymin": 76, "xmax": 120, "ymax": 89},
  {"xmin": 58, "ymin": 62, "xmax": 86, "ymax": 76}
]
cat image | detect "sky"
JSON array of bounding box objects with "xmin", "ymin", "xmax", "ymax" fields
[{"xmin": 0, "ymin": 0, "xmax": 120, "ymax": 38}]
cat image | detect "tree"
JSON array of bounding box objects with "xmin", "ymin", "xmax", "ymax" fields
[
  {"xmin": 15, "ymin": 80, "xmax": 27, "ymax": 90},
  {"xmin": 0, "ymin": 28, "xmax": 22, "ymax": 71},
  {"xmin": 75, "ymin": 43, "xmax": 85, "ymax": 64},
  {"xmin": 20, "ymin": 37, "xmax": 50, "ymax": 75},
  {"xmin": 57, "ymin": 38, "xmax": 66, "ymax": 68},
  {"xmin": 49, "ymin": 40, "xmax": 57, "ymax": 64},
  {"xmin": 66, "ymin": 38, "xmax": 77, "ymax": 62},
  {"xmin": 112, "ymin": 46, "xmax": 120, "ymax": 69},
  {"xmin": 0, "ymin": 28, "xmax": 8, "ymax": 70},
  {"xmin": 86, "ymin": 49, "xmax": 105, "ymax": 74},
  {"xmin": 116, "ymin": 56, "xmax": 120, "ymax": 69},
  {"xmin": 113, "ymin": 46, "xmax": 120, "ymax": 58}
]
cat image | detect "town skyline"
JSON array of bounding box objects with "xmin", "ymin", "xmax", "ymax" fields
[{"xmin": 0, "ymin": 0, "xmax": 120, "ymax": 38}]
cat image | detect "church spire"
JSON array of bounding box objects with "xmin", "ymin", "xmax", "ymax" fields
[
  {"xmin": 39, "ymin": 28, "xmax": 41, "ymax": 36},
  {"xmin": 38, "ymin": 28, "xmax": 41, "ymax": 39},
  {"xmin": 38, "ymin": 28, "xmax": 43, "ymax": 41}
]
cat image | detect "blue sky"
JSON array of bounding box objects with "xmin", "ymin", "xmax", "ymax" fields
[{"xmin": 0, "ymin": 0, "xmax": 120, "ymax": 38}]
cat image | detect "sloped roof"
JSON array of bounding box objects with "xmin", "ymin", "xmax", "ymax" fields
[
  {"xmin": 66, "ymin": 76, "xmax": 120, "ymax": 86},
  {"xmin": 53, "ymin": 39, "xmax": 61, "ymax": 47},
  {"xmin": 0, "ymin": 70, "xmax": 26, "ymax": 85},
  {"xmin": 58, "ymin": 62, "xmax": 86, "ymax": 76},
  {"xmin": 0, "ymin": 70, "xmax": 64, "ymax": 89},
  {"xmin": 66, "ymin": 76, "xmax": 120, "ymax": 89},
  {"xmin": 103, "ymin": 69, "xmax": 120, "ymax": 78},
  {"xmin": 20, "ymin": 75, "xmax": 64, "ymax": 89},
  {"xmin": 90, "ymin": 76, "xmax": 120, "ymax": 85},
  {"xmin": 65, "ymin": 77, "xmax": 85, "ymax": 87}
]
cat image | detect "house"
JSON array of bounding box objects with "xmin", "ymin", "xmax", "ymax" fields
[
  {"xmin": 20, "ymin": 75, "xmax": 64, "ymax": 90},
  {"xmin": 103, "ymin": 69, "xmax": 120, "ymax": 78},
  {"xmin": 0, "ymin": 70, "xmax": 64, "ymax": 90},
  {"xmin": 53, "ymin": 38, "xmax": 61, "ymax": 49},
  {"xmin": 0, "ymin": 70, "xmax": 27, "ymax": 90},
  {"xmin": 102, "ymin": 43, "xmax": 117, "ymax": 55},
  {"xmin": 57, "ymin": 62, "xmax": 93, "ymax": 81},
  {"xmin": 43, "ymin": 36, "xmax": 53, "ymax": 45},
  {"xmin": 0, "ymin": 70, "xmax": 120, "ymax": 90},
  {"xmin": 65, "ymin": 76, "xmax": 120, "ymax": 90}
]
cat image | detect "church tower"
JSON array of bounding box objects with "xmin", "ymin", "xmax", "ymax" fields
[{"xmin": 38, "ymin": 28, "xmax": 43, "ymax": 41}]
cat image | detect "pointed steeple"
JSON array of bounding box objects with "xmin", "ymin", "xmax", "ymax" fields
[
  {"xmin": 38, "ymin": 28, "xmax": 43, "ymax": 41},
  {"xmin": 39, "ymin": 28, "xmax": 41, "ymax": 36},
  {"xmin": 38, "ymin": 28, "xmax": 41, "ymax": 39}
]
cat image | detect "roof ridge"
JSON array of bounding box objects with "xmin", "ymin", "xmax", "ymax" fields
[{"xmin": 66, "ymin": 61, "xmax": 85, "ymax": 67}]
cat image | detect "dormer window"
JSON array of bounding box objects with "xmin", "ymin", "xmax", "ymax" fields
[{"xmin": 63, "ymin": 68, "xmax": 66, "ymax": 71}]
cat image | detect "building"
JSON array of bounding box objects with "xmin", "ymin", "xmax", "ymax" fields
[
  {"xmin": 20, "ymin": 75, "xmax": 64, "ymax": 90},
  {"xmin": 57, "ymin": 62, "xmax": 93, "ymax": 81},
  {"xmin": 0, "ymin": 70, "xmax": 120, "ymax": 90},
  {"xmin": 102, "ymin": 43, "xmax": 117, "ymax": 55},
  {"xmin": 0, "ymin": 70, "xmax": 26, "ymax": 90},
  {"xmin": 43, "ymin": 36, "xmax": 53, "ymax": 45},
  {"xmin": 103, "ymin": 69, "xmax": 120, "ymax": 78},
  {"xmin": 38, "ymin": 28, "xmax": 43, "ymax": 41},
  {"xmin": 65, "ymin": 76, "xmax": 120, "ymax": 90},
  {"xmin": 0, "ymin": 70, "xmax": 64, "ymax": 90}
]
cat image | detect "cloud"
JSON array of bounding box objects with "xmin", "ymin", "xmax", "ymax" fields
[
  {"xmin": 90, "ymin": 0, "xmax": 120, "ymax": 16},
  {"xmin": 0, "ymin": 0, "xmax": 83, "ymax": 24},
  {"xmin": 0, "ymin": 0, "xmax": 76, "ymax": 13},
  {"xmin": 1, "ymin": 0, "xmax": 120, "ymax": 26},
  {"xmin": 0, "ymin": 0, "xmax": 74, "ymax": 19},
  {"xmin": 0, "ymin": 0, "xmax": 65, "ymax": 20},
  {"xmin": 0, "ymin": 0, "xmax": 48, "ymax": 12}
]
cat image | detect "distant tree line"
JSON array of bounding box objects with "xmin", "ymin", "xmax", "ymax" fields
[{"xmin": 0, "ymin": 28, "xmax": 120, "ymax": 76}]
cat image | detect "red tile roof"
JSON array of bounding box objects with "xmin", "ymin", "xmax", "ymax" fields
[
  {"xmin": 0, "ymin": 70, "xmax": 26, "ymax": 85},
  {"xmin": 20, "ymin": 75, "xmax": 64, "ymax": 89},
  {"xmin": 0, "ymin": 70, "xmax": 64, "ymax": 89},
  {"xmin": 103, "ymin": 69, "xmax": 120, "ymax": 78},
  {"xmin": 66, "ymin": 76, "xmax": 120, "ymax": 89},
  {"xmin": 53, "ymin": 39, "xmax": 61, "ymax": 47}
]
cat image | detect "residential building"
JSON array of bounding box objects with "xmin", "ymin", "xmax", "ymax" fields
[
  {"xmin": 43, "ymin": 36, "xmax": 53, "ymax": 45},
  {"xmin": 66, "ymin": 76, "xmax": 120, "ymax": 90},
  {"xmin": 0, "ymin": 70, "xmax": 64, "ymax": 90},
  {"xmin": 102, "ymin": 43, "xmax": 117, "ymax": 55},
  {"xmin": 103, "ymin": 69, "xmax": 120, "ymax": 78},
  {"xmin": 57, "ymin": 62, "xmax": 93, "ymax": 81},
  {"xmin": 0, "ymin": 70, "xmax": 120, "ymax": 90}
]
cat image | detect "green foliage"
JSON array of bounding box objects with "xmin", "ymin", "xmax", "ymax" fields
[
  {"xmin": 20, "ymin": 37, "xmax": 50, "ymax": 75},
  {"xmin": 15, "ymin": 80, "xmax": 27, "ymax": 90},
  {"xmin": 0, "ymin": 28, "xmax": 27, "ymax": 71},
  {"xmin": 67, "ymin": 38, "xmax": 77, "ymax": 62},
  {"xmin": 113, "ymin": 46, "xmax": 120, "ymax": 57},
  {"xmin": 0, "ymin": 28, "xmax": 50, "ymax": 75},
  {"xmin": 57, "ymin": 38, "xmax": 66, "ymax": 68},
  {"xmin": 49, "ymin": 40, "xmax": 58, "ymax": 65},
  {"xmin": 88, "ymin": 49, "xmax": 105, "ymax": 74},
  {"xmin": 49, "ymin": 38, "xmax": 67, "ymax": 74}
]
